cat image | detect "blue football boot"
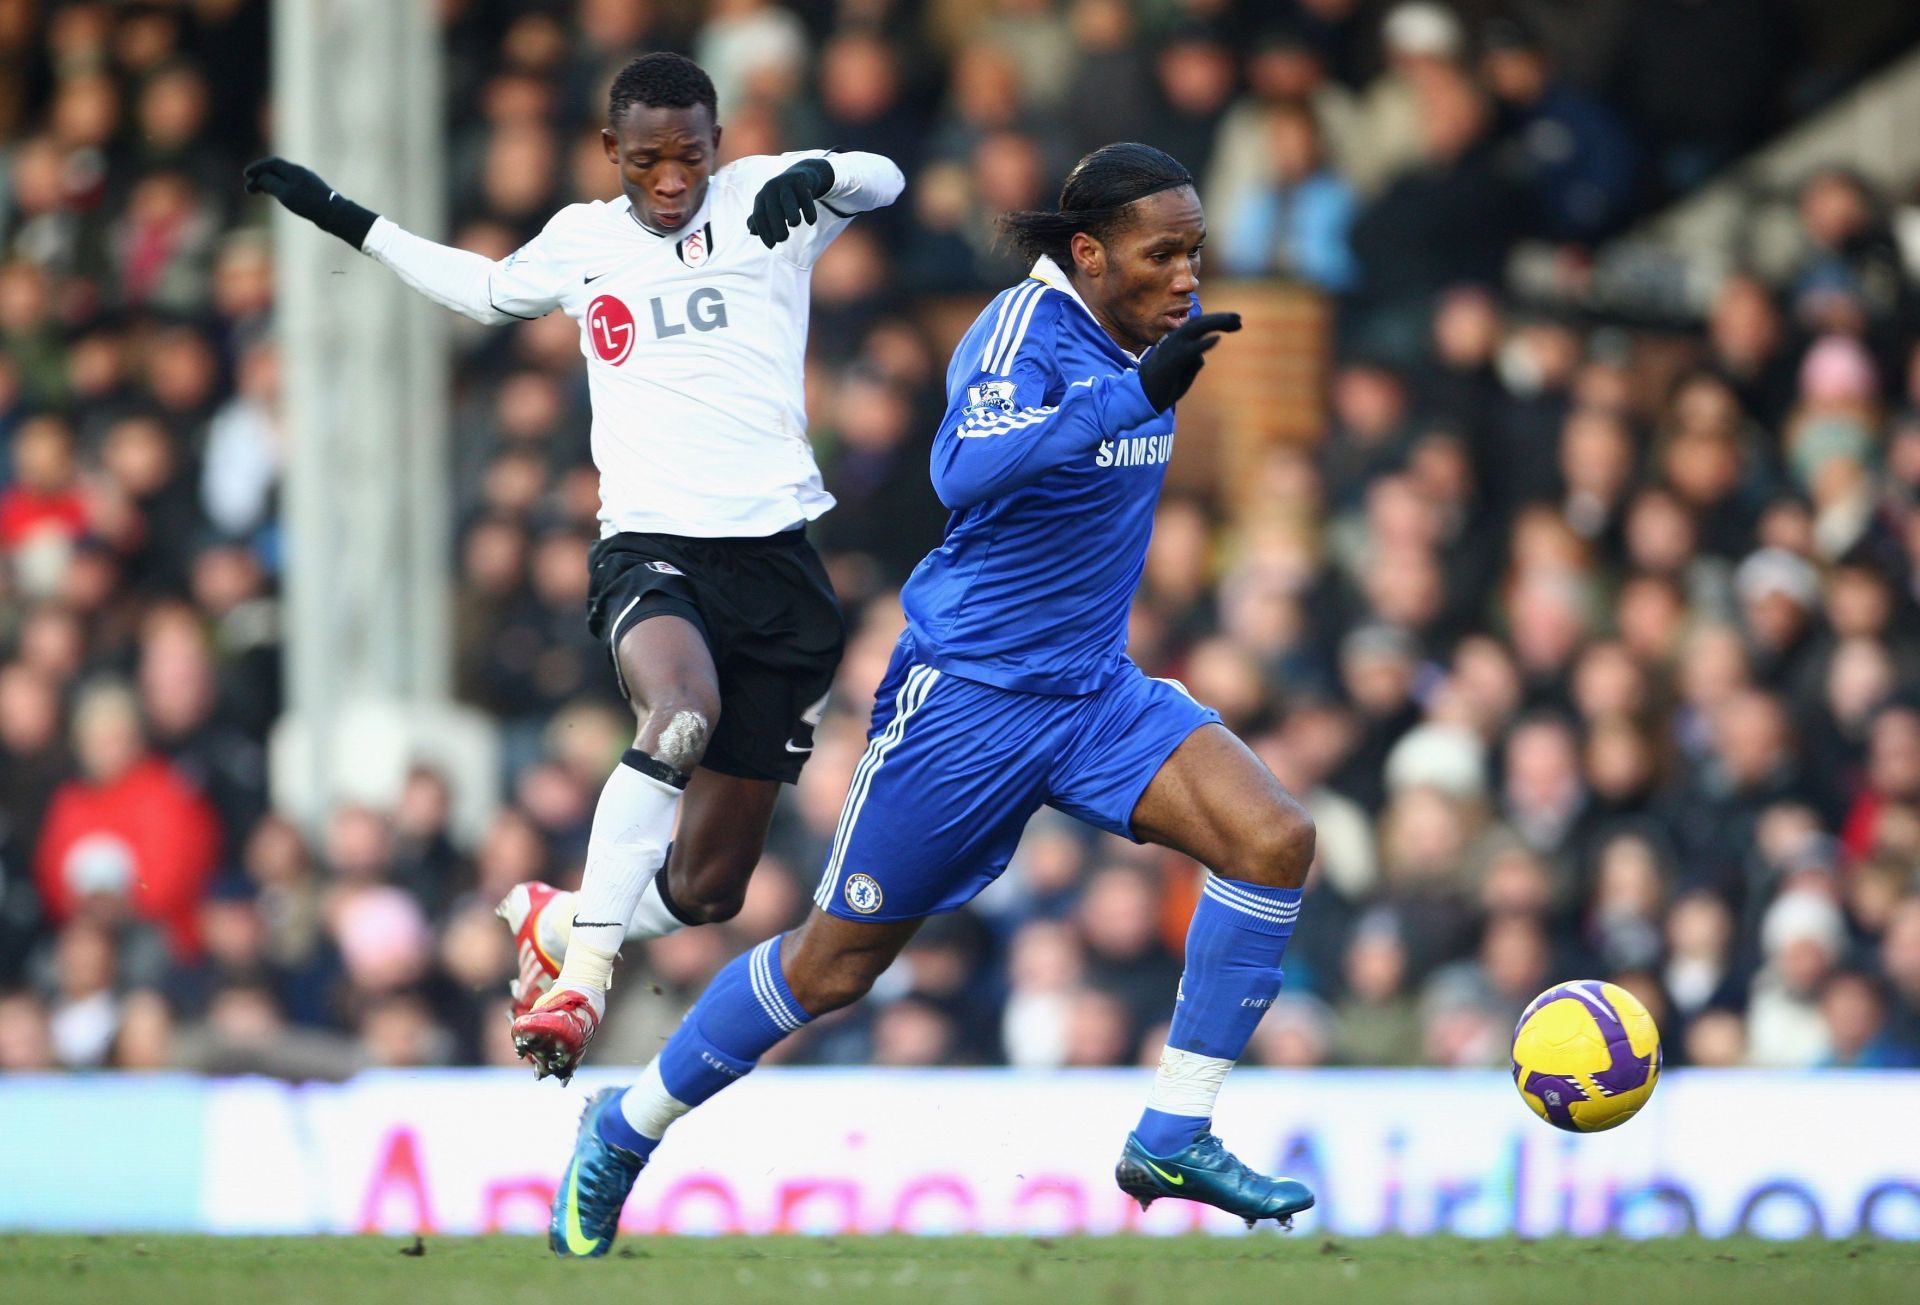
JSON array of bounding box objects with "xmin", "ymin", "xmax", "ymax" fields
[
  {"xmin": 1115, "ymin": 1131, "xmax": 1316, "ymax": 1229},
  {"xmin": 549, "ymin": 1087, "xmax": 645, "ymax": 1258}
]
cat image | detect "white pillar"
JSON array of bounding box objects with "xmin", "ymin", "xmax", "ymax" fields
[{"xmin": 270, "ymin": 0, "xmax": 495, "ymax": 840}]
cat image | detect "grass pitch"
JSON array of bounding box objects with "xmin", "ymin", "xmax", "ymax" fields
[{"xmin": 2, "ymin": 1234, "xmax": 1911, "ymax": 1305}]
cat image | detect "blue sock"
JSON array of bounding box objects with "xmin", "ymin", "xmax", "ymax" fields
[
  {"xmin": 597, "ymin": 935, "xmax": 811, "ymax": 1158},
  {"xmin": 1135, "ymin": 875, "xmax": 1303, "ymax": 1155}
]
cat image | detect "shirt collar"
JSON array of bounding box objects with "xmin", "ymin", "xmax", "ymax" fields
[{"xmin": 1029, "ymin": 254, "xmax": 1139, "ymax": 363}]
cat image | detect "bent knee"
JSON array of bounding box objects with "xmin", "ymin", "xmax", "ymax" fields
[
  {"xmin": 1229, "ymin": 800, "xmax": 1316, "ymax": 890},
  {"xmin": 635, "ymin": 699, "xmax": 717, "ymax": 772}
]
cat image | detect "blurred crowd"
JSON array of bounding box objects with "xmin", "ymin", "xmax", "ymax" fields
[{"xmin": 6, "ymin": 0, "xmax": 1920, "ymax": 1081}]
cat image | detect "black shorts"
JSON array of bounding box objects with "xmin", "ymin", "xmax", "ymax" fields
[{"xmin": 585, "ymin": 528, "xmax": 845, "ymax": 784}]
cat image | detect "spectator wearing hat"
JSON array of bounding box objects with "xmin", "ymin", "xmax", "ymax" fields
[
  {"xmin": 1747, "ymin": 888, "xmax": 1847, "ymax": 1066},
  {"xmin": 1335, "ymin": 623, "xmax": 1425, "ymax": 815},
  {"xmin": 1735, "ymin": 546, "xmax": 1823, "ymax": 698},
  {"xmin": 1346, "ymin": 1, "xmax": 1466, "ymax": 196}
]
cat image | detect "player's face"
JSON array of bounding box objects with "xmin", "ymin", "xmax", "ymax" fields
[
  {"xmin": 1077, "ymin": 186, "xmax": 1206, "ymax": 354},
  {"xmin": 603, "ymin": 103, "xmax": 722, "ymax": 234}
]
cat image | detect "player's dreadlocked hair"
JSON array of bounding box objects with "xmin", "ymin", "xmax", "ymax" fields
[
  {"xmin": 998, "ymin": 143, "xmax": 1194, "ymax": 265},
  {"xmin": 608, "ymin": 52, "xmax": 718, "ymax": 124}
]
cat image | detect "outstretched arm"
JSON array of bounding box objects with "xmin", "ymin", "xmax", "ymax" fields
[
  {"xmin": 244, "ymin": 157, "xmax": 564, "ymax": 325},
  {"xmin": 931, "ymin": 368, "xmax": 1156, "ymax": 510},
  {"xmin": 746, "ymin": 150, "xmax": 905, "ymax": 252},
  {"xmin": 931, "ymin": 310, "xmax": 1242, "ymax": 510},
  {"xmin": 814, "ymin": 150, "xmax": 906, "ymax": 217}
]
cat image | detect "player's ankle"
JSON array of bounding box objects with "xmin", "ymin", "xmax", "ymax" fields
[
  {"xmin": 595, "ymin": 1092, "xmax": 658, "ymax": 1159},
  {"xmin": 549, "ymin": 982, "xmax": 607, "ymax": 1020},
  {"xmin": 552, "ymin": 940, "xmax": 615, "ymax": 1015}
]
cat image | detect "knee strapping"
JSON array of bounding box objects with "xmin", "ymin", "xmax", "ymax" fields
[{"xmin": 651, "ymin": 708, "xmax": 710, "ymax": 773}]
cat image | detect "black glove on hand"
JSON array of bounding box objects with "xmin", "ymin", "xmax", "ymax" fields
[
  {"xmin": 746, "ymin": 157, "xmax": 835, "ymax": 249},
  {"xmin": 243, "ymin": 157, "xmax": 378, "ymax": 250},
  {"xmin": 1136, "ymin": 311, "xmax": 1242, "ymax": 412}
]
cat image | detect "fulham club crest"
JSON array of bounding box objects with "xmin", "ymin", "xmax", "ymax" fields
[{"xmin": 676, "ymin": 222, "xmax": 715, "ymax": 268}]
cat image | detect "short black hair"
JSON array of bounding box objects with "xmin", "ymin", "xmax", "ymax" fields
[
  {"xmin": 998, "ymin": 142, "xmax": 1194, "ymax": 264},
  {"xmin": 608, "ymin": 52, "xmax": 717, "ymax": 125}
]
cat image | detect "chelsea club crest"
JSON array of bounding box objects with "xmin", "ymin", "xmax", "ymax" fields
[{"xmin": 843, "ymin": 873, "xmax": 884, "ymax": 915}]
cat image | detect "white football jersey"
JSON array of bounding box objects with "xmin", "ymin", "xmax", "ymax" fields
[{"xmin": 362, "ymin": 150, "xmax": 904, "ymax": 538}]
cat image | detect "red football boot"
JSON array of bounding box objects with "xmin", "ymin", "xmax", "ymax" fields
[
  {"xmin": 495, "ymin": 881, "xmax": 568, "ymax": 1019},
  {"xmin": 511, "ymin": 987, "xmax": 602, "ymax": 1084}
]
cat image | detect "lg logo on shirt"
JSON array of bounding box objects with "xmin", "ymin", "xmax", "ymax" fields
[{"xmin": 588, "ymin": 290, "xmax": 730, "ymax": 365}]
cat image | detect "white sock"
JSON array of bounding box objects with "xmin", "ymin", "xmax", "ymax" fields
[
  {"xmin": 1144, "ymin": 1044, "xmax": 1234, "ymax": 1119},
  {"xmin": 618, "ymin": 1058, "xmax": 693, "ymax": 1141},
  {"xmin": 626, "ymin": 873, "xmax": 688, "ymax": 940},
  {"xmin": 556, "ymin": 761, "xmax": 682, "ymax": 1004},
  {"xmin": 535, "ymin": 891, "xmax": 574, "ymax": 960}
]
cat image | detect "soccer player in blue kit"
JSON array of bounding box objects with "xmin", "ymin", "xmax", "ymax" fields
[{"xmin": 547, "ymin": 144, "xmax": 1318, "ymax": 1256}]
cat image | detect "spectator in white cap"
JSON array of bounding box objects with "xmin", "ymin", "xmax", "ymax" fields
[
  {"xmin": 1383, "ymin": 2, "xmax": 1465, "ymax": 63},
  {"xmin": 1338, "ymin": 622, "xmax": 1425, "ymax": 813},
  {"xmin": 1747, "ymin": 888, "xmax": 1848, "ymax": 1066},
  {"xmin": 1385, "ymin": 720, "xmax": 1487, "ymax": 802},
  {"xmin": 1347, "ymin": 1, "xmax": 1468, "ymax": 194},
  {"xmin": 1735, "ymin": 546, "xmax": 1821, "ymax": 693}
]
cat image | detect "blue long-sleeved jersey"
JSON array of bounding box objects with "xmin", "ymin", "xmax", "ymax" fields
[{"xmin": 898, "ymin": 256, "xmax": 1184, "ymax": 695}]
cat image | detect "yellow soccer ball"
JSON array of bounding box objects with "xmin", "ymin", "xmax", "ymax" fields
[{"xmin": 1511, "ymin": 980, "xmax": 1662, "ymax": 1132}]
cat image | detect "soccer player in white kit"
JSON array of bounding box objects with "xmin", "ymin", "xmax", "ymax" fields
[{"xmin": 246, "ymin": 53, "xmax": 903, "ymax": 1080}]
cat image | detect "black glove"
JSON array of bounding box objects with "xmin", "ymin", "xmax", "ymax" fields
[
  {"xmin": 1136, "ymin": 311, "xmax": 1242, "ymax": 412},
  {"xmin": 746, "ymin": 157, "xmax": 835, "ymax": 249},
  {"xmin": 243, "ymin": 157, "xmax": 379, "ymax": 250}
]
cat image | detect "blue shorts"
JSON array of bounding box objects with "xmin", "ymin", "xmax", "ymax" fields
[{"xmin": 813, "ymin": 634, "xmax": 1221, "ymax": 922}]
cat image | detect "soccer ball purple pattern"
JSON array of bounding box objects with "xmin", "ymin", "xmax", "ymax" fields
[{"xmin": 1510, "ymin": 980, "xmax": 1662, "ymax": 1133}]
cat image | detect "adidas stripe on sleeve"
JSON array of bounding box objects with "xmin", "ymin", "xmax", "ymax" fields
[{"xmin": 929, "ymin": 284, "xmax": 1156, "ymax": 510}]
